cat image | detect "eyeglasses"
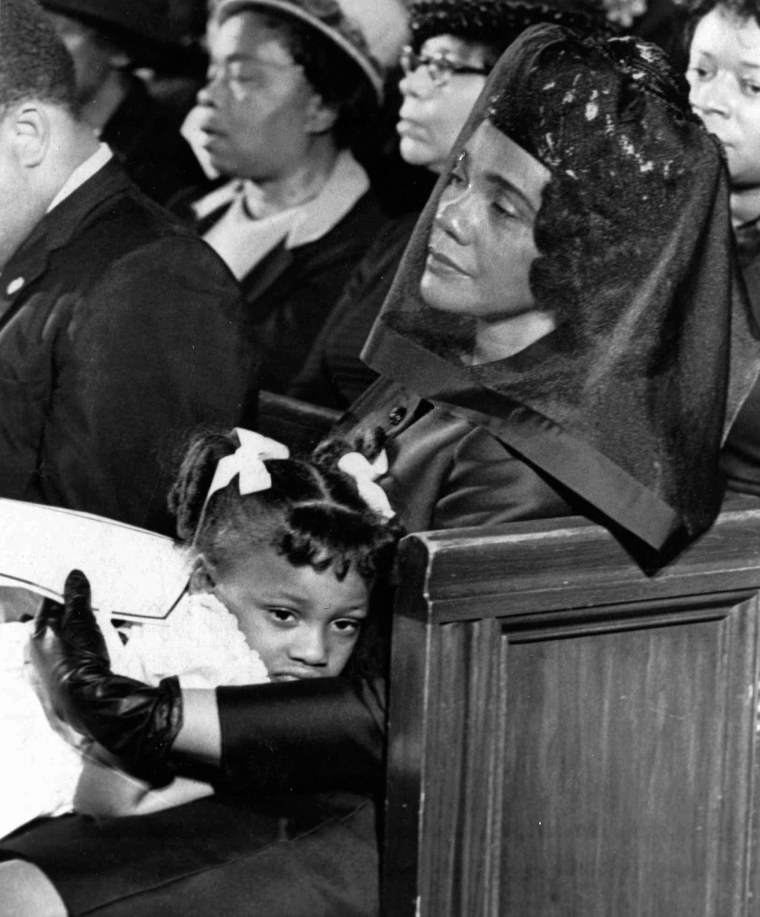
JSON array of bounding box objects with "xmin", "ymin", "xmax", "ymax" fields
[{"xmin": 400, "ymin": 45, "xmax": 488, "ymax": 88}]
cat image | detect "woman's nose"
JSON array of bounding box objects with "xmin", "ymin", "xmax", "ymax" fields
[
  {"xmin": 399, "ymin": 65, "xmax": 436, "ymax": 100},
  {"xmin": 435, "ymin": 186, "xmax": 474, "ymax": 243},
  {"xmin": 197, "ymin": 81, "xmax": 214, "ymax": 107},
  {"xmin": 289, "ymin": 627, "xmax": 328, "ymax": 667},
  {"xmin": 197, "ymin": 69, "xmax": 223, "ymax": 107},
  {"xmin": 691, "ymin": 75, "xmax": 731, "ymax": 117}
]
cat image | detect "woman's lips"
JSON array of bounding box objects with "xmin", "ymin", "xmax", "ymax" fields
[
  {"xmin": 397, "ymin": 118, "xmax": 427, "ymax": 140},
  {"xmin": 427, "ymin": 244, "xmax": 470, "ymax": 276}
]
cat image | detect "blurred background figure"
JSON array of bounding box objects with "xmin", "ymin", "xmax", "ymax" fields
[
  {"xmin": 0, "ymin": 0, "xmax": 256, "ymax": 537},
  {"xmin": 290, "ymin": 0, "xmax": 609, "ymax": 409},
  {"xmin": 177, "ymin": 0, "xmax": 408, "ymax": 394},
  {"xmin": 39, "ymin": 0, "xmax": 207, "ymax": 204},
  {"xmin": 683, "ymin": 0, "xmax": 760, "ymax": 503}
]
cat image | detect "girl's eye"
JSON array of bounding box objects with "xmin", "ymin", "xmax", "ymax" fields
[
  {"xmin": 742, "ymin": 79, "xmax": 760, "ymax": 96},
  {"xmin": 268, "ymin": 608, "xmax": 297, "ymax": 625},
  {"xmin": 333, "ymin": 618, "xmax": 363, "ymax": 635}
]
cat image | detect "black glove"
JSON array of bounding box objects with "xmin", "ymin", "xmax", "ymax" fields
[{"xmin": 30, "ymin": 569, "xmax": 183, "ymax": 787}]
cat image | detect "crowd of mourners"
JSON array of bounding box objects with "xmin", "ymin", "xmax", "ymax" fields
[{"xmin": 1, "ymin": 0, "xmax": 760, "ymax": 913}]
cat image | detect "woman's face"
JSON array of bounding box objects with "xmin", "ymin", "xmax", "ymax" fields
[
  {"xmin": 397, "ymin": 35, "xmax": 489, "ymax": 173},
  {"xmin": 687, "ymin": 7, "xmax": 760, "ymax": 187},
  {"xmin": 196, "ymin": 11, "xmax": 328, "ymax": 181},
  {"xmin": 200, "ymin": 545, "xmax": 369, "ymax": 682},
  {"xmin": 420, "ymin": 119, "xmax": 550, "ymax": 321}
]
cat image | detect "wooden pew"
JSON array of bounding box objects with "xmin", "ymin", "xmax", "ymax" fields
[
  {"xmin": 383, "ymin": 509, "xmax": 760, "ymax": 917},
  {"xmin": 257, "ymin": 391, "xmax": 340, "ymax": 454}
]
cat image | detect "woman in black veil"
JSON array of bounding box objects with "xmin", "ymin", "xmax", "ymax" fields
[
  {"xmin": 5, "ymin": 23, "xmax": 759, "ymax": 917},
  {"xmin": 342, "ymin": 22, "xmax": 759, "ymax": 557}
]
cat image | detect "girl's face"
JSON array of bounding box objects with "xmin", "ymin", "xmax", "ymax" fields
[
  {"xmin": 687, "ymin": 7, "xmax": 760, "ymax": 187},
  {"xmin": 397, "ymin": 35, "xmax": 489, "ymax": 174},
  {"xmin": 420, "ymin": 119, "xmax": 549, "ymax": 320},
  {"xmin": 199, "ymin": 545, "xmax": 369, "ymax": 681}
]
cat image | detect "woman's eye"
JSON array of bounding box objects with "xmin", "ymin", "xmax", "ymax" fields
[
  {"xmin": 446, "ymin": 167, "xmax": 467, "ymax": 188},
  {"xmin": 492, "ymin": 199, "xmax": 518, "ymax": 219},
  {"xmin": 687, "ymin": 65, "xmax": 711, "ymax": 81},
  {"xmin": 742, "ymin": 79, "xmax": 760, "ymax": 96}
]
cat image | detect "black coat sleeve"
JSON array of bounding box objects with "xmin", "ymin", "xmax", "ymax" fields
[
  {"xmin": 217, "ymin": 676, "xmax": 386, "ymax": 795},
  {"xmin": 40, "ymin": 236, "xmax": 259, "ymax": 534}
]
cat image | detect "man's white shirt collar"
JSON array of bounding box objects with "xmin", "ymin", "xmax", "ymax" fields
[{"xmin": 46, "ymin": 143, "xmax": 114, "ymax": 214}]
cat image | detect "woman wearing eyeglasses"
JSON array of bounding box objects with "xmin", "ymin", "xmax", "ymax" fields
[{"xmin": 289, "ymin": 0, "xmax": 608, "ymax": 409}]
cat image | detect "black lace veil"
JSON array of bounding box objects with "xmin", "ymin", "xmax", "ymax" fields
[{"xmin": 361, "ymin": 24, "xmax": 760, "ymax": 555}]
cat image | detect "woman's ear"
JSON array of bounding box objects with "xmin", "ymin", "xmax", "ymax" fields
[
  {"xmin": 305, "ymin": 93, "xmax": 338, "ymax": 136},
  {"xmin": 188, "ymin": 556, "xmax": 216, "ymax": 594}
]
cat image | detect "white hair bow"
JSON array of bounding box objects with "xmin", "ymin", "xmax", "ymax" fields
[
  {"xmin": 338, "ymin": 451, "xmax": 395, "ymax": 520},
  {"xmin": 206, "ymin": 428, "xmax": 290, "ymax": 503}
]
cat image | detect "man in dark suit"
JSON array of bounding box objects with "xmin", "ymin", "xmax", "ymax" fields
[{"xmin": 0, "ymin": 0, "xmax": 257, "ymax": 535}]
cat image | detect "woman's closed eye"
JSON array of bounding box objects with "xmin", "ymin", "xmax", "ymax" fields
[
  {"xmin": 446, "ymin": 166, "xmax": 467, "ymax": 189},
  {"xmin": 491, "ymin": 196, "xmax": 520, "ymax": 220}
]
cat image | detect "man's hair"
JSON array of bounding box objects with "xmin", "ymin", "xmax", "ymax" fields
[{"xmin": 0, "ymin": 0, "xmax": 79, "ymax": 115}]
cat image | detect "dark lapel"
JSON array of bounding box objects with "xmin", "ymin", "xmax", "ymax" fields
[
  {"xmin": 239, "ymin": 241, "xmax": 295, "ymax": 311},
  {"xmin": 0, "ymin": 159, "xmax": 133, "ymax": 329}
]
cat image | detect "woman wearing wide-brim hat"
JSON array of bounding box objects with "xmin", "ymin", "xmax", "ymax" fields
[{"xmin": 178, "ymin": 0, "xmax": 409, "ymax": 395}]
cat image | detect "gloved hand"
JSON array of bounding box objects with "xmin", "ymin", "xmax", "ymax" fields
[{"xmin": 30, "ymin": 569, "xmax": 183, "ymax": 787}]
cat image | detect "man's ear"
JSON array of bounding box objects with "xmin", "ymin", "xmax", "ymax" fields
[
  {"xmin": 305, "ymin": 93, "xmax": 338, "ymax": 136},
  {"xmin": 12, "ymin": 103, "xmax": 50, "ymax": 168},
  {"xmin": 188, "ymin": 556, "xmax": 217, "ymax": 594}
]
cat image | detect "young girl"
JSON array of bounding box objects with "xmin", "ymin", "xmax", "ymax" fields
[{"xmin": 2, "ymin": 427, "xmax": 401, "ymax": 830}]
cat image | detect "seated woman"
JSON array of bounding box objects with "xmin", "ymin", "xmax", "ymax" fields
[
  {"xmin": 683, "ymin": 0, "xmax": 760, "ymax": 500},
  {"xmin": 176, "ymin": 0, "xmax": 408, "ymax": 394},
  {"xmin": 4, "ymin": 23, "xmax": 757, "ymax": 916},
  {"xmin": 289, "ymin": 0, "xmax": 609, "ymax": 409}
]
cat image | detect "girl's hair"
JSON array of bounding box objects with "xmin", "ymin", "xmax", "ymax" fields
[{"xmin": 168, "ymin": 429, "xmax": 403, "ymax": 679}]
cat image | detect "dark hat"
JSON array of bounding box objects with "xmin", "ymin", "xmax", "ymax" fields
[
  {"xmin": 409, "ymin": 0, "xmax": 610, "ymax": 48},
  {"xmin": 39, "ymin": 0, "xmax": 188, "ymax": 54},
  {"xmin": 216, "ymin": 0, "xmax": 409, "ymax": 102}
]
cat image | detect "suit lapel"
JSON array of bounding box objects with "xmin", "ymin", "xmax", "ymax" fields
[{"xmin": 0, "ymin": 160, "xmax": 132, "ymax": 330}]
